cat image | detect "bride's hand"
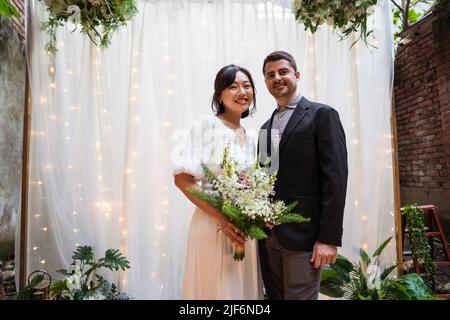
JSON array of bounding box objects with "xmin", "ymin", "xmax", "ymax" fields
[{"xmin": 217, "ymin": 217, "xmax": 247, "ymax": 246}]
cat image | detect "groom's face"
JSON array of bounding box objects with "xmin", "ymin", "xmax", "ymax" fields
[{"xmin": 263, "ymin": 59, "xmax": 300, "ymax": 100}]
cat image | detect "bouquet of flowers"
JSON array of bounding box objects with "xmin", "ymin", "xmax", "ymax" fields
[
  {"xmin": 188, "ymin": 146, "xmax": 310, "ymax": 261},
  {"xmin": 293, "ymin": 0, "xmax": 378, "ymax": 47},
  {"xmin": 40, "ymin": 0, "xmax": 138, "ymax": 55}
]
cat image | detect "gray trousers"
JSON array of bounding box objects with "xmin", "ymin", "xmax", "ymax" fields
[{"xmin": 261, "ymin": 232, "xmax": 321, "ymax": 300}]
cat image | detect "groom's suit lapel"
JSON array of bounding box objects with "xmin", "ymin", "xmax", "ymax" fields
[
  {"xmin": 278, "ymin": 97, "xmax": 309, "ymax": 155},
  {"xmin": 266, "ymin": 108, "xmax": 278, "ymax": 158}
]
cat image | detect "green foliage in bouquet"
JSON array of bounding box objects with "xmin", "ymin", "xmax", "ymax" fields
[
  {"xmin": 188, "ymin": 145, "xmax": 310, "ymax": 260},
  {"xmin": 320, "ymin": 237, "xmax": 439, "ymax": 300},
  {"xmin": 50, "ymin": 245, "xmax": 131, "ymax": 300},
  {"xmin": 293, "ymin": 0, "xmax": 378, "ymax": 48},
  {"xmin": 40, "ymin": 0, "xmax": 138, "ymax": 55},
  {"xmin": 0, "ymin": 0, "xmax": 19, "ymax": 19}
]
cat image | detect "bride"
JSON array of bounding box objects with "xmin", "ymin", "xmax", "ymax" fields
[{"xmin": 173, "ymin": 64, "xmax": 262, "ymax": 299}]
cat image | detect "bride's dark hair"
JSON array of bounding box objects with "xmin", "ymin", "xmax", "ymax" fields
[{"xmin": 211, "ymin": 64, "xmax": 256, "ymax": 118}]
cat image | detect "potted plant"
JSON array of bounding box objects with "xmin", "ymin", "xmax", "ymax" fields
[
  {"xmin": 50, "ymin": 245, "xmax": 131, "ymax": 300},
  {"xmin": 320, "ymin": 237, "xmax": 439, "ymax": 300}
]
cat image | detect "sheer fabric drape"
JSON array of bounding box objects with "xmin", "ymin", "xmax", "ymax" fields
[{"xmin": 24, "ymin": 0, "xmax": 395, "ymax": 299}]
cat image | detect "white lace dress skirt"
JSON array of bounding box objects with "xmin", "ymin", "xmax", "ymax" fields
[
  {"xmin": 174, "ymin": 115, "xmax": 263, "ymax": 299},
  {"xmin": 181, "ymin": 206, "xmax": 262, "ymax": 299}
]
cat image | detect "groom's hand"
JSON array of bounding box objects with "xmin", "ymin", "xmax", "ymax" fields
[{"xmin": 311, "ymin": 241, "xmax": 337, "ymax": 269}]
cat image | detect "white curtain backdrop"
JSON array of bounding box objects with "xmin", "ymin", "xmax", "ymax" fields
[{"xmin": 24, "ymin": 0, "xmax": 396, "ymax": 299}]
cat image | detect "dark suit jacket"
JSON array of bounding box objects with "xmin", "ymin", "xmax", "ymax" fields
[{"xmin": 259, "ymin": 97, "xmax": 348, "ymax": 251}]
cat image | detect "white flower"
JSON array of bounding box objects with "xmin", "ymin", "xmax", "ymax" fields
[
  {"xmin": 65, "ymin": 271, "xmax": 82, "ymax": 292},
  {"xmin": 366, "ymin": 5, "xmax": 376, "ymax": 15},
  {"xmin": 366, "ymin": 262, "xmax": 381, "ymax": 290},
  {"xmin": 66, "ymin": 5, "xmax": 81, "ymax": 25},
  {"xmin": 83, "ymin": 291, "xmax": 106, "ymax": 300},
  {"xmin": 326, "ymin": 16, "xmax": 334, "ymax": 26}
]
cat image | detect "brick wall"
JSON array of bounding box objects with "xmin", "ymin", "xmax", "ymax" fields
[{"xmin": 394, "ymin": 0, "xmax": 450, "ymax": 234}]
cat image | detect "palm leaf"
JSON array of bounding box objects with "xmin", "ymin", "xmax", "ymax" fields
[
  {"xmin": 382, "ymin": 279, "xmax": 412, "ymax": 300},
  {"xmin": 373, "ymin": 236, "xmax": 393, "ymax": 257},
  {"xmin": 397, "ymin": 273, "xmax": 440, "ymax": 300},
  {"xmin": 72, "ymin": 245, "xmax": 95, "ymax": 262},
  {"xmin": 99, "ymin": 249, "xmax": 131, "ymax": 271},
  {"xmin": 320, "ymin": 267, "xmax": 349, "ymax": 298},
  {"xmin": 360, "ymin": 248, "xmax": 370, "ymax": 264},
  {"xmin": 334, "ymin": 254, "xmax": 354, "ymax": 273},
  {"xmin": 381, "ymin": 264, "xmax": 397, "ymax": 281},
  {"xmin": 50, "ymin": 279, "xmax": 69, "ymax": 298},
  {"xmin": 357, "ymin": 265, "xmax": 369, "ymax": 293},
  {"xmin": 329, "ymin": 263, "xmax": 352, "ymax": 283},
  {"xmin": 30, "ymin": 274, "xmax": 45, "ymax": 287},
  {"xmin": 320, "ymin": 278, "xmax": 346, "ymax": 298}
]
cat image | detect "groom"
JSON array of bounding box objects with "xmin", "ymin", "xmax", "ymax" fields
[{"xmin": 258, "ymin": 51, "xmax": 348, "ymax": 300}]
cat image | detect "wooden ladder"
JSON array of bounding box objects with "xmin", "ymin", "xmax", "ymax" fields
[{"xmin": 402, "ymin": 204, "xmax": 450, "ymax": 299}]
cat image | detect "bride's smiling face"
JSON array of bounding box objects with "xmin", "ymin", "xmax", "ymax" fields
[{"xmin": 219, "ymin": 71, "xmax": 254, "ymax": 116}]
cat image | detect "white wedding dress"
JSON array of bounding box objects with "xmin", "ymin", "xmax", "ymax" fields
[{"xmin": 173, "ymin": 115, "xmax": 263, "ymax": 300}]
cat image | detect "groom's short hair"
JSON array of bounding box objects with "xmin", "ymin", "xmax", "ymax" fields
[{"xmin": 262, "ymin": 51, "xmax": 297, "ymax": 75}]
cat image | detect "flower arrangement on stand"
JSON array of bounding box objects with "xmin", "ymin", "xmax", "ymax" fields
[
  {"xmin": 40, "ymin": 0, "xmax": 138, "ymax": 55},
  {"xmin": 50, "ymin": 245, "xmax": 131, "ymax": 300},
  {"xmin": 188, "ymin": 145, "xmax": 310, "ymax": 261},
  {"xmin": 293, "ymin": 0, "xmax": 378, "ymax": 47}
]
